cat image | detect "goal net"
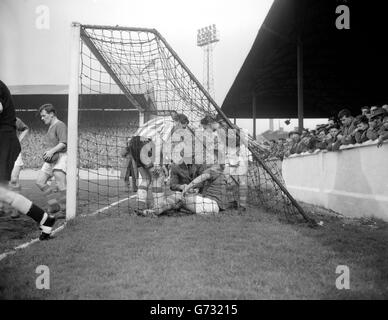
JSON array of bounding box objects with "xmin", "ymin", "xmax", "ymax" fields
[{"xmin": 67, "ymin": 23, "xmax": 313, "ymax": 223}]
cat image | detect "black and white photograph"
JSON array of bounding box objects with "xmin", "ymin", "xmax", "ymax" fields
[{"xmin": 0, "ymin": 0, "xmax": 387, "ymax": 304}]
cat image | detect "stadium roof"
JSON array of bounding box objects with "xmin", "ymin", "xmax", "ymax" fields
[{"xmin": 221, "ymin": 0, "xmax": 388, "ymax": 119}]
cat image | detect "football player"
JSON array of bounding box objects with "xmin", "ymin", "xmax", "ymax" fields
[
  {"xmin": 35, "ymin": 103, "xmax": 68, "ymax": 219},
  {"xmin": 0, "ymin": 80, "xmax": 55, "ymax": 240}
]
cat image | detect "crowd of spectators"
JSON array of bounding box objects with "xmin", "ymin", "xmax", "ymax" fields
[
  {"xmin": 266, "ymin": 105, "xmax": 388, "ymax": 160},
  {"xmin": 19, "ymin": 125, "xmax": 137, "ymax": 170},
  {"xmin": 17, "ymin": 105, "xmax": 388, "ymax": 168}
]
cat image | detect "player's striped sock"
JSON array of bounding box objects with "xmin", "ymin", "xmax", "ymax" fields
[
  {"xmin": 10, "ymin": 193, "xmax": 55, "ymax": 233},
  {"xmin": 136, "ymin": 186, "xmax": 148, "ymax": 211}
]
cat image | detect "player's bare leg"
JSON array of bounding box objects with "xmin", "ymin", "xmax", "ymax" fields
[
  {"xmin": 10, "ymin": 164, "xmax": 22, "ymax": 190},
  {"xmin": 142, "ymin": 192, "xmax": 184, "ymax": 217},
  {"xmin": 9, "ymin": 164, "xmax": 23, "ymax": 218},
  {"xmin": 52, "ymin": 170, "xmax": 67, "ymax": 219},
  {"xmin": 141, "ymin": 167, "xmax": 183, "ymax": 217},
  {"xmin": 36, "ymin": 170, "xmax": 61, "ymax": 214},
  {"xmin": 0, "ymin": 183, "xmax": 56, "ymax": 240},
  {"xmin": 183, "ymin": 194, "xmax": 219, "ymax": 215}
]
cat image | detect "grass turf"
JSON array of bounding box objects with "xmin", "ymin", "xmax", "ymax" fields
[{"xmin": 1, "ymin": 196, "xmax": 387, "ymax": 299}]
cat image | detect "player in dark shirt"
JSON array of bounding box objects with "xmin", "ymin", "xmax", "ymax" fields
[
  {"xmin": 182, "ymin": 164, "xmax": 235, "ymax": 214},
  {"xmin": 35, "ymin": 103, "xmax": 68, "ymax": 219},
  {"xmin": 0, "ymin": 80, "xmax": 55, "ymax": 240}
]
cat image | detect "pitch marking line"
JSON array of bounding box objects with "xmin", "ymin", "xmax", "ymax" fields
[
  {"xmin": 0, "ymin": 195, "xmax": 136, "ymax": 262},
  {"xmin": 79, "ymin": 195, "xmax": 136, "ymax": 218}
]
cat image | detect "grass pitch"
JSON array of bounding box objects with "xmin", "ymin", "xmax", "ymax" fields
[{"xmin": 0, "ymin": 181, "xmax": 387, "ymax": 299}]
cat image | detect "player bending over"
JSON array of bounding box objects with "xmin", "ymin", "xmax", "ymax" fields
[{"xmin": 129, "ymin": 113, "xmax": 190, "ymax": 215}]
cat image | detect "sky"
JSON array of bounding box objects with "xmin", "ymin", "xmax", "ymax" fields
[{"xmin": 0, "ymin": 0, "xmax": 326, "ymax": 134}]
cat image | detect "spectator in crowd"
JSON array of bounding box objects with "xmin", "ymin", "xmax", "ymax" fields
[
  {"xmin": 337, "ymin": 109, "xmax": 356, "ymax": 145},
  {"xmin": 326, "ymin": 124, "xmax": 341, "ymax": 151},
  {"xmin": 285, "ymin": 131, "xmax": 301, "ymax": 156},
  {"xmin": 268, "ymin": 140, "xmax": 277, "ymax": 157},
  {"xmin": 315, "ymin": 127, "xmax": 328, "ymax": 150},
  {"xmin": 275, "ymin": 138, "xmax": 287, "ymax": 159},
  {"xmin": 353, "ymin": 115, "xmax": 369, "ymax": 144},
  {"xmin": 370, "ymin": 106, "xmax": 378, "ymax": 114},
  {"xmin": 301, "ymin": 128, "xmax": 310, "ymax": 139},
  {"xmin": 361, "ymin": 106, "xmax": 371, "ymax": 117},
  {"xmin": 381, "ymin": 104, "xmax": 388, "ymax": 113},
  {"xmin": 296, "ymin": 129, "xmax": 316, "ymax": 153},
  {"xmin": 328, "ymin": 116, "xmax": 340, "ymax": 127},
  {"xmin": 367, "ymin": 108, "xmax": 387, "ymax": 141},
  {"xmin": 377, "ymin": 113, "xmax": 388, "ymax": 147}
]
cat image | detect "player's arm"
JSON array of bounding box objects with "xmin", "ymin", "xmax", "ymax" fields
[
  {"xmin": 43, "ymin": 142, "xmax": 66, "ymax": 162},
  {"xmin": 44, "ymin": 123, "xmax": 67, "ymax": 159},
  {"xmin": 183, "ymin": 172, "xmax": 212, "ymax": 195}
]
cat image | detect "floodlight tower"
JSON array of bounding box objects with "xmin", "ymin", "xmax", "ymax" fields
[{"xmin": 197, "ymin": 24, "xmax": 219, "ymax": 99}]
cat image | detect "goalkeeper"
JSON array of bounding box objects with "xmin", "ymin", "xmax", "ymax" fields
[
  {"xmin": 0, "ymin": 80, "xmax": 56, "ymax": 240},
  {"xmin": 35, "ymin": 103, "xmax": 67, "ymax": 219}
]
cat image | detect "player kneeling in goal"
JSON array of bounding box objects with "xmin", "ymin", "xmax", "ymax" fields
[
  {"xmin": 128, "ymin": 135, "xmax": 173, "ymax": 215},
  {"xmin": 143, "ymin": 163, "xmax": 236, "ymax": 216},
  {"xmin": 181, "ymin": 163, "xmax": 236, "ymax": 215}
]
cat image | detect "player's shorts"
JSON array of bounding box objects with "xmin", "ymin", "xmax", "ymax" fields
[
  {"xmin": 184, "ymin": 194, "xmax": 220, "ymax": 215},
  {"xmin": 0, "ymin": 131, "xmax": 21, "ymax": 182},
  {"xmin": 129, "ymin": 136, "xmax": 153, "ymax": 169},
  {"xmin": 41, "ymin": 152, "xmax": 67, "ymax": 176},
  {"xmin": 14, "ymin": 153, "xmax": 24, "ymax": 167}
]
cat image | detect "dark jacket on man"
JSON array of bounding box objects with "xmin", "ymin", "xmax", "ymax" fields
[{"xmin": 170, "ymin": 162, "xmax": 206, "ymax": 192}]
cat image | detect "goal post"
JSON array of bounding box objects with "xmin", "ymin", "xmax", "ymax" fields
[
  {"xmin": 66, "ymin": 22, "xmax": 81, "ymax": 221},
  {"xmin": 66, "ymin": 22, "xmax": 315, "ymax": 224}
]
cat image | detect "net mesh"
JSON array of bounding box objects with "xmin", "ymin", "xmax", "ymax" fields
[{"xmin": 76, "ymin": 25, "xmax": 312, "ymax": 223}]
